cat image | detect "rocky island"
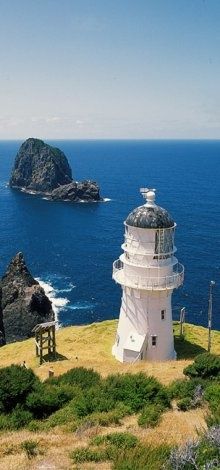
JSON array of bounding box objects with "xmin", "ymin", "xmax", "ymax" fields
[
  {"xmin": 10, "ymin": 138, "xmax": 102, "ymax": 202},
  {"xmin": 0, "ymin": 252, "xmax": 54, "ymax": 344}
]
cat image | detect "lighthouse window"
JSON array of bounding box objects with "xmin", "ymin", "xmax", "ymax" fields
[
  {"xmin": 154, "ymin": 229, "xmax": 173, "ymax": 259},
  {"xmin": 116, "ymin": 334, "xmax": 120, "ymax": 346},
  {"xmin": 161, "ymin": 310, "xmax": 166, "ymax": 320},
  {"xmin": 151, "ymin": 335, "xmax": 157, "ymax": 347}
]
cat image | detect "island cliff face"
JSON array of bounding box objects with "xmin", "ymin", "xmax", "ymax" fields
[
  {"xmin": 10, "ymin": 138, "xmax": 102, "ymax": 202},
  {"xmin": 0, "ymin": 253, "xmax": 54, "ymax": 343}
]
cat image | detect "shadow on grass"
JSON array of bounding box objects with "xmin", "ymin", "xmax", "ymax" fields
[
  {"xmin": 42, "ymin": 351, "xmax": 68, "ymax": 363},
  {"xmin": 174, "ymin": 336, "xmax": 207, "ymax": 359}
]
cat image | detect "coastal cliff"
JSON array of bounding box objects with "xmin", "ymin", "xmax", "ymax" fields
[
  {"xmin": 10, "ymin": 138, "xmax": 102, "ymax": 202},
  {"xmin": 0, "ymin": 252, "xmax": 54, "ymax": 343}
]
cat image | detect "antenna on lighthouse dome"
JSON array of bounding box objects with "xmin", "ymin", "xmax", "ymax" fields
[{"xmin": 140, "ymin": 188, "xmax": 156, "ymax": 206}]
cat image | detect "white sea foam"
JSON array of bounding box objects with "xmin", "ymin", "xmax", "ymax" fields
[
  {"xmin": 103, "ymin": 197, "xmax": 111, "ymax": 202},
  {"xmin": 68, "ymin": 301, "xmax": 96, "ymax": 311},
  {"xmin": 36, "ymin": 278, "xmax": 70, "ymax": 325}
]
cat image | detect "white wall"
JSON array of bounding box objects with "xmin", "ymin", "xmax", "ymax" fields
[{"xmin": 112, "ymin": 287, "xmax": 176, "ymax": 362}]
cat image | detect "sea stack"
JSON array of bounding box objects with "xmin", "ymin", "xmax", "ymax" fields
[
  {"xmin": 10, "ymin": 138, "xmax": 102, "ymax": 202},
  {"xmin": 0, "ymin": 252, "xmax": 54, "ymax": 343}
]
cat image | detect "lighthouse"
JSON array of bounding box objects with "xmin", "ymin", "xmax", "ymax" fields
[{"xmin": 112, "ymin": 188, "xmax": 184, "ymax": 362}]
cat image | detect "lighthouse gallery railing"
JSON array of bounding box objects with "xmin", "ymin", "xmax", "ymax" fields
[{"xmin": 113, "ymin": 259, "xmax": 184, "ymax": 290}]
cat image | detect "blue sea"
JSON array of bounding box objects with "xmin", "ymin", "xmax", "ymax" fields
[{"xmin": 0, "ymin": 140, "xmax": 219, "ymax": 330}]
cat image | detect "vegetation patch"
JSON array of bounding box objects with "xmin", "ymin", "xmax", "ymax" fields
[
  {"xmin": 138, "ymin": 403, "xmax": 163, "ymax": 427},
  {"xmin": 184, "ymin": 353, "xmax": 220, "ymax": 379}
]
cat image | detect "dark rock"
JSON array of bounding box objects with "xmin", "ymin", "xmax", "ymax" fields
[
  {"xmin": 0, "ymin": 289, "xmax": 6, "ymax": 346},
  {"xmin": 10, "ymin": 138, "xmax": 103, "ymax": 202},
  {"xmin": 10, "ymin": 138, "xmax": 72, "ymax": 192},
  {"xmin": 1, "ymin": 253, "xmax": 54, "ymax": 343},
  {"xmin": 51, "ymin": 180, "xmax": 102, "ymax": 202}
]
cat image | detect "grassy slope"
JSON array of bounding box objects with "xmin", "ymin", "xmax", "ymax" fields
[
  {"xmin": 0, "ymin": 320, "xmax": 219, "ymax": 384},
  {"xmin": 0, "ymin": 321, "xmax": 219, "ymax": 469}
]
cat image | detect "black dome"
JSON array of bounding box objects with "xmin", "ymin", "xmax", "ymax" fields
[{"xmin": 126, "ymin": 204, "xmax": 174, "ymax": 229}]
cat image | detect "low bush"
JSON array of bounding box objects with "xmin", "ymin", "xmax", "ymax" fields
[
  {"xmin": 71, "ymin": 432, "xmax": 139, "ymax": 466},
  {"xmin": 28, "ymin": 420, "xmax": 45, "ymax": 432},
  {"xmin": 138, "ymin": 404, "xmax": 162, "ymax": 428},
  {"xmin": 92, "ymin": 432, "xmax": 138, "ymax": 449},
  {"xmin": 112, "ymin": 443, "xmax": 171, "ymax": 470},
  {"xmin": 71, "ymin": 385, "xmax": 115, "ymax": 418},
  {"xmin": 168, "ymin": 378, "xmax": 205, "ymax": 400},
  {"xmin": 104, "ymin": 373, "xmax": 170, "ymax": 413},
  {"xmin": 82, "ymin": 409, "xmax": 122, "ymax": 427},
  {"xmin": 21, "ymin": 440, "xmax": 39, "ymax": 459},
  {"xmin": 71, "ymin": 447, "xmax": 107, "ymax": 463},
  {"xmin": 9, "ymin": 406, "xmax": 33, "ymax": 429},
  {"xmin": 0, "ymin": 407, "xmax": 33, "ymax": 430},
  {"xmin": 204, "ymin": 383, "xmax": 220, "ymax": 413},
  {"xmin": 43, "ymin": 399, "xmax": 80, "ymax": 429},
  {"xmin": 0, "ymin": 414, "xmax": 11, "ymax": 430},
  {"xmin": 204, "ymin": 383, "xmax": 220, "ymax": 426},
  {"xmin": 26, "ymin": 383, "xmax": 75, "ymax": 419},
  {"xmin": 183, "ymin": 353, "xmax": 220, "ymax": 379},
  {"xmin": 0, "ymin": 365, "xmax": 39, "ymax": 413},
  {"xmin": 176, "ymin": 397, "xmax": 192, "ymax": 412},
  {"xmin": 49, "ymin": 367, "xmax": 101, "ymax": 389}
]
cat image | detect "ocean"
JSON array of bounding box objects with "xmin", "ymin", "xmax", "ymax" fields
[{"xmin": 0, "ymin": 140, "xmax": 219, "ymax": 330}]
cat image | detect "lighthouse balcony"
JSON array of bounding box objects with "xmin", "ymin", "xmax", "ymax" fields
[{"xmin": 113, "ymin": 259, "xmax": 184, "ymax": 290}]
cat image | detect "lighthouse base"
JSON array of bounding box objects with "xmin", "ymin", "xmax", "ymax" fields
[{"xmin": 112, "ymin": 288, "xmax": 176, "ymax": 363}]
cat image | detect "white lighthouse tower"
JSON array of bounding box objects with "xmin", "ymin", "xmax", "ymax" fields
[{"xmin": 112, "ymin": 188, "xmax": 184, "ymax": 362}]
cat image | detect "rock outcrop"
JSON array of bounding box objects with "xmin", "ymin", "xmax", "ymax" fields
[
  {"xmin": 0, "ymin": 289, "xmax": 6, "ymax": 346},
  {"xmin": 51, "ymin": 180, "xmax": 101, "ymax": 202},
  {"xmin": 10, "ymin": 138, "xmax": 102, "ymax": 202},
  {"xmin": 10, "ymin": 138, "xmax": 72, "ymax": 192},
  {"xmin": 1, "ymin": 253, "xmax": 54, "ymax": 343}
]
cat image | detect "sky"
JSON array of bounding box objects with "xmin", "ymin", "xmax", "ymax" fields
[{"xmin": 0, "ymin": 0, "xmax": 220, "ymax": 139}]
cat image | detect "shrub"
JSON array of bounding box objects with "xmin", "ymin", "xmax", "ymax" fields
[
  {"xmin": 0, "ymin": 407, "xmax": 33, "ymax": 430},
  {"xmin": 21, "ymin": 440, "xmax": 39, "ymax": 459},
  {"xmin": 104, "ymin": 373, "xmax": 170, "ymax": 413},
  {"xmin": 0, "ymin": 365, "xmax": 39, "ymax": 412},
  {"xmin": 50, "ymin": 367, "xmax": 101, "ymax": 389},
  {"xmin": 10, "ymin": 406, "xmax": 33, "ymax": 429},
  {"xmin": 0, "ymin": 414, "xmax": 10, "ymax": 430},
  {"xmin": 78, "ymin": 402, "xmax": 132, "ymax": 428},
  {"xmin": 176, "ymin": 397, "xmax": 192, "ymax": 412},
  {"xmin": 44, "ymin": 400, "xmax": 80, "ymax": 429},
  {"xmin": 71, "ymin": 385, "xmax": 115, "ymax": 418},
  {"xmin": 183, "ymin": 353, "xmax": 220, "ymax": 379},
  {"xmin": 71, "ymin": 447, "xmax": 107, "ymax": 463},
  {"xmin": 28, "ymin": 420, "xmax": 45, "ymax": 432},
  {"xmin": 168, "ymin": 378, "xmax": 205, "ymax": 400},
  {"xmin": 204, "ymin": 383, "xmax": 220, "ymax": 413},
  {"xmin": 26, "ymin": 383, "xmax": 75, "ymax": 419},
  {"xmin": 138, "ymin": 404, "xmax": 162, "ymax": 428},
  {"xmin": 112, "ymin": 443, "xmax": 171, "ymax": 470},
  {"xmin": 204, "ymin": 383, "xmax": 220, "ymax": 426},
  {"xmin": 92, "ymin": 432, "xmax": 138, "ymax": 449}
]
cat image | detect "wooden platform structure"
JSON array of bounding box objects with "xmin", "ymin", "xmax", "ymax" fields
[{"xmin": 32, "ymin": 321, "xmax": 57, "ymax": 364}]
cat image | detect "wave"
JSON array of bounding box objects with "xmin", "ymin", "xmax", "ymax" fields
[
  {"xmin": 103, "ymin": 198, "xmax": 112, "ymax": 202},
  {"xmin": 58, "ymin": 283, "xmax": 76, "ymax": 293},
  {"xmin": 67, "ymin": 301, "xmax": 97, "ymax": 311},
  {"xmin": 36, "ymin": 278, "xmax": 70, "ymax": 324}
]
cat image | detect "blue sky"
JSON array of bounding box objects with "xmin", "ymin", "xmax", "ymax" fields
[{"xmin": 0, "ymin": 0, "xmax": 220, "ymax": 139}]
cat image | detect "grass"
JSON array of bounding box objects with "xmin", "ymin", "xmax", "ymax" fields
[
  {"xmin": 0, "ymin": 320, "xmax": 219, "ymax": 385},
  {"xmin": 0, "ymin": 319, "xmax": 218, "ymax": 468}
]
